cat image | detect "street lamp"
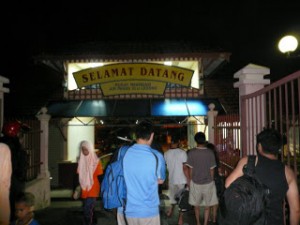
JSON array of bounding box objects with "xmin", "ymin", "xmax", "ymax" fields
[{"xmin": 278, "ymin": 35, "xmax": 298, "ymax": 57}]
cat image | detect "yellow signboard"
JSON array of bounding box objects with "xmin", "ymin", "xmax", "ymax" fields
[
  {"xmin": 101, "ymin": 81, "xmax": 166, "ymax": 96},
  {"xmin": 73, "ymin": 63, "xmax": 194, "ymax": 96}
]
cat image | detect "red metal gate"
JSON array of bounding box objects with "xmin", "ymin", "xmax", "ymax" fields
[{"xmin": 214, "ymin": 114, "xmax": 240, "ymax": 175}]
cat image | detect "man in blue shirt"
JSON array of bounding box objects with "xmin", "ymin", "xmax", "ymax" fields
[{"xmin": 117, "ymin": 121, "xmax": 166, "ymax": 225}]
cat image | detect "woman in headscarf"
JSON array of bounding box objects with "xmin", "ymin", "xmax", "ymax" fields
[
  {"xmin": 74, "ymin": 140, "xmax": 103, "ymax": 225},
  {"xmin": 0, "ymin": 143, "xmax": 12, "ymax": 225}
]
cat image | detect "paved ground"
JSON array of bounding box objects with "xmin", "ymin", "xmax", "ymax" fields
[{"xmin": 34, "ymin": 189, "xmax": 213, "ymax": 225}]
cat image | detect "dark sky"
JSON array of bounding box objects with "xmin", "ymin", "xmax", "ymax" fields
[
  {"xmin": 0, "ymin": 1, "xmax": 300, "ymax": 116},
  {"xmin": 1, "ymin": 2, "xmax": 300, "ymax": 74}
]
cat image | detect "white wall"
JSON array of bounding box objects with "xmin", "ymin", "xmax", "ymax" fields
[{"xmin": 67, "ymin": 117, "xmax": 95, "ymax": 162}]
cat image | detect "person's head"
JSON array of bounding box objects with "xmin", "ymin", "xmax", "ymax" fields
[
  {"xmin": 256, "ymin": 128, "xmax": 282, "ymax": 155},
  {"xmin": 194, "ymin": 132, "xmax": 206, "ymax": 145},
  {"xmin": 15, "ymin": 192, "xmax": 35, "ymax": 220},
  {"xmin": 135, "ymin": 121, "xmax": 154, "ymax": 144},
  {"xmin": 79, "ymin": 140, "xmax": 94, "ymax": 156},
  {"xmin": 170, "ymin": 135, "xmax": 180, "ymax": 148}
]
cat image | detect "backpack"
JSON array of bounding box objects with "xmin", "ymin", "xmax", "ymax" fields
[
  {"xmin": 218, "ymin": 155, "xmax": 270, "ymax": 225},
  {"xmin": 175, "ymin": 188, "xmax": 193, "ymax": 212},
  {"xmin": 101, "ymin": 145, "xmax": 129, "ymax": 209},
  {"xmin": 214, "ymin": 173, "xmax": 225, "ymax": 199}
]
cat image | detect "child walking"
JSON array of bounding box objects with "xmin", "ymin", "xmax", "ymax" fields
[{"xmin": 73, "ymin": 140, "xmax": 103, "ymax": 225}]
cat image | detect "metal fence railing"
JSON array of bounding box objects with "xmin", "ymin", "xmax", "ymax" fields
[{"xmin": 241, "ymin": 71, "xmax": 300, "ymax": 176}]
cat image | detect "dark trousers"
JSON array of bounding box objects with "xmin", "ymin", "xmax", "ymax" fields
[{"xmin": 82, "ymin": 197, "xmax": 97, "ymax": 225}]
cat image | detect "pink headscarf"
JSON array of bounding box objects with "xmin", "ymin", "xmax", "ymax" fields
[
  {"xmin": 0, "ymin": 143, "xmax": 12, "ymax": 225},
  {"xmin": 77, "ymin": 140, "xmax": 99, "ymax": 191}
]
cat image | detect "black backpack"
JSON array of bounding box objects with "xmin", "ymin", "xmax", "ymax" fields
[
  {"xmin": 174, "ymin": 188, "xmax": 193, "ymax": 212},
  {"xmin": 218, "ymin": 155, "xmax": 270, "ymax": 225}
]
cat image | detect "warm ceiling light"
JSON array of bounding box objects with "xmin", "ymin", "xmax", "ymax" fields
[
  {"xmin": 278, "ymin": 35, "xmax": 298, "ymax": 54},
  {"xmin": 88, "ymin": 63, "xmax": 104, "ymax": 68},
  {"xmin": 164, "ymin": 61, "xmax": 172, "ymax": 66}
]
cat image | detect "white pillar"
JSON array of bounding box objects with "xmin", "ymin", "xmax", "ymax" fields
[
  {"xmin": 234, "ymin": 63, "xmax": 270, "ymax": 109},
  {"xmin": 36, "ymin": 107, "xmax": 51, "ymax": 178},
  {"xmin": 207, "ymin": 103, "xmax": 218, "ymax": 143},
  {"xmin": 187, "ymin": 119, "xmax": 197, "ymax": 149},
  {"xmin": 233, "ymin": 64, "xmax": 270, "ymax": 154}
]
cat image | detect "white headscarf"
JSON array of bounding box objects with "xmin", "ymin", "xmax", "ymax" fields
[
  {"xmin": 0, "ymin": 143, "xmax": 12, "ymax": 225},
  {"xmin": 77, "ymin": 140, "xmax": 99, "ymax": 191}
]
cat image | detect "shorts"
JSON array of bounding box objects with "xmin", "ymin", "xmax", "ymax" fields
[
  {"xmin": 117, "ymin": 213, "xmax": 160, "ymax": 225},
  {"xmin": 188, "ymin": 180, "xmax": 218, "ymax": 207}
]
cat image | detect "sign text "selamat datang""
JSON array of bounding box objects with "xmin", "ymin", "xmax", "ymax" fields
[{"xmin": 73, "ymin": 63, "xmax": 194, "ymax": 88}]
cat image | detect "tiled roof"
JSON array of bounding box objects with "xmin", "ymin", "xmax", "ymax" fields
[
  {"xmin": 35, "ymin": 41, "xmax": 231, "ymax": 78},
  {"xmin": 5, "ymin": 41, "xmax": 238, "ymax": 118}
]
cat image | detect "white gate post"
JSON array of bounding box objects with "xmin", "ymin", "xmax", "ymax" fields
[
  {"xmin": 36, "ymin": 107, "xmax": 51, "ymax": 178},
  {"xmin": 233, "ymin": 64, "xmax": 270, "ymax": 154},
  {"xmin": 207, "ymin": 103, "xmax": 218, "ymax": 144}
]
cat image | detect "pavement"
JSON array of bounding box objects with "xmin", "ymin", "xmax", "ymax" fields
[{"xmin": 34, "ymin": 189, "xmax": 213, "ymax": 225}]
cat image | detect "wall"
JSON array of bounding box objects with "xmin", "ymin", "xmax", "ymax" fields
[
  {"xmin": 67, "ymin": 117, "xmax": 95, "ymax": 162},
  {"xmin": 25, "ymin": 177, "xmax": 51, "ymax": 210},
  {"xmin": 48, "ymin": 121, "xmax": 65, "ymax": 187}
]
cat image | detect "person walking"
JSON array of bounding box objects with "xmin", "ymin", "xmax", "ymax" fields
[
  {"xmin": 0, "ymin": 121, "xmax": 30, "ymax": 223},
  {"xmin": 0, "ymin": 143, "xmax": 12, "ymax": 225},
  {"xmin": 164, "ymin": 135, "xmax": 187, "ymax": 225},
  {"xmin": 74, "ymin": 140, "xmax": 103, "ymax": 225},
  {"xmin": 117, "ymin": 121, "xmax": 166, "ymax": 225},
  {"xmin": 225, "ymin": 128, "xmax": 300, "ymax": 225},
  {"xmin": 207, "ymin": 142, "xmax": 224, "ymax": 224},
  {"xmin": 184, "ymin": 132, "xmax": 218, "ymax": 225}
]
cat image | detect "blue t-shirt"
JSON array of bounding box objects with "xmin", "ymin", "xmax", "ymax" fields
[{"xmin": 118, "ymin": 143, "xmax": 166, "ymax": 218}]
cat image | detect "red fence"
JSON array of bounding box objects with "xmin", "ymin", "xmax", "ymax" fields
[{"xmin": 214, "ymin": 114, "xmax": 241, "ymax": 175}]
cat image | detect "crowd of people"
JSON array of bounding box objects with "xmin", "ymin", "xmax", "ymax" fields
[{"xmin": 1, "ymin": 119, "xmax": 299, "ymax": 225}]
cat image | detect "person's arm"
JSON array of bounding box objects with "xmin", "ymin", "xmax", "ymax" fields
[
  {"xmin": 225, "ymin": 156, "xmax": 248, "ymax": 188},
  {"xmin": 183, "ymin": 163, "xmax": 191, "ymax": 187},
  {"xmin": 97, "ymin": 161, "xmax": 104, "ymax": 184},
  {"xmin": 155, "ymin": 151, "xmax": 166, "ymax": 184},
  {"xmin": 210, "ymin": 167, "xmax": 215, "ymax": 179},
  {"xmin": 285, "ymin": 166, "xmax": 300, "ymax": 225}
]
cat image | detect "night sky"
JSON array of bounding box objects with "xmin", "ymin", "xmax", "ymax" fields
[
  {"xmin": 0, "ymin": 1, "xmax": 300, "ymax": 115},
  {"xmin": 2, "ymin": 2, "xmax": 300, "ymax": 76}
]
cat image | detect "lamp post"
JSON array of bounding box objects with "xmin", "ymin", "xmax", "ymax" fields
[{"xmin": 278, "ymin": 35, "xmax": 299, "ymax": 57}]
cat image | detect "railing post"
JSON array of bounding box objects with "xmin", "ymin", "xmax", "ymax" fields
[
  {"xmin": 36, "ymin": 107, "xmax": 51, "ymax": 178},
  {"xmin": 233, "ymin": 64, "xmax": 270, "ymax": 155},
  {"xmin": 207, "ymin": 103, "xmax": 218, "ymax": 144}
]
